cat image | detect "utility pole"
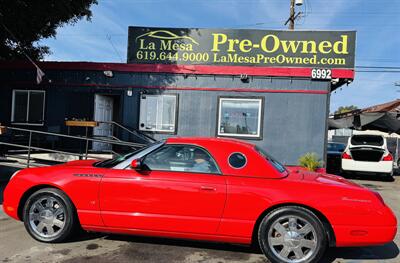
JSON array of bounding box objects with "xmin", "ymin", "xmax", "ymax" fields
[
  {"xmin": 289, "ymin": 0, "xmax": 295, "ymax": 30},
  {"xmin": 285, "ymin": 0, "xmax": 303, "ymax": 30}
]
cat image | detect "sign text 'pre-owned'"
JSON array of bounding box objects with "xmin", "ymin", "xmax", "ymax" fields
[{"xmin": 127, "ymin": 27, "xmax": 356, "ymax": 69}]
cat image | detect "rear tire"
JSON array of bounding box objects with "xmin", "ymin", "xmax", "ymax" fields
[
  {"xmin": 23, "ymin": 188, "xmax": 77, "ymax": 243},
  {"xmin": 258, "ymin": 206, "xmax": 328, "ymax": 263}
]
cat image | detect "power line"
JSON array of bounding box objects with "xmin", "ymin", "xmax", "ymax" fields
[
  {"xmin": 356, "ymin": 70, "xmax": 400, "ymax": 73},
  {"xmin": 106, "ymin": 34, "xmax": 124, "ymax": 62},
  {"xmin": 308, "ymin": 11, "xmax": 399, "ymax": 15},
  {"xmin": 355, "ymin": 66, "xmax": 400, "ymax": 73},
  {"xmin": 101, "ymin": 0, "xmax": 398, "ymax": 2},
  {"xmin": 356, "ymin": 66, "xmax": 400, "ymax": 69}
]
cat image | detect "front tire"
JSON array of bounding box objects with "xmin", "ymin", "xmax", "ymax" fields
[
  {"xmin": 23, "ymin": 188, "xmax": 77, "ymax": 243},
  {"xmin": 258, "ymin": 206, "xmax": 327, "ymax": 263}
]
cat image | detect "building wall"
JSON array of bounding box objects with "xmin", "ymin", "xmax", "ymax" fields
[
  {"xmin": 0, "ymin": 68, "xmax": 330, "ymax": 165},
  {"xmin": 141, "ymin": 89, "xmax": 329, "ymax": 165},
  {"xmin": 120, "ymin": 73, "xmax": 330, "ymax": 165}
]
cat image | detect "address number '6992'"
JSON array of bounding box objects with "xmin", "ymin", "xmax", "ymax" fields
[{"xmin": 311, "ymin": 68, "xmax": 332, "ymax": 80}]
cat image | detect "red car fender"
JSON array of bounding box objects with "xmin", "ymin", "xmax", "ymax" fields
[
  {"xmin": 217, "ymin": 174, "xmax": 395, "ymax": 246},
  {"xmin": 3, "ymin": 166, "xmax": 104, "ymax": 226}
]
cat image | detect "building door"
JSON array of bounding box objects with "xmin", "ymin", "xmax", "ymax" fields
[{"xmin": 93, "ymin": 94, "xmax": 114, "ymax": 152}]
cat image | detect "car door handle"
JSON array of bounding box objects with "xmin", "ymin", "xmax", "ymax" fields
[{"xmin": 200, "ymin": 186, "xmax": 217, "ymax": 191}]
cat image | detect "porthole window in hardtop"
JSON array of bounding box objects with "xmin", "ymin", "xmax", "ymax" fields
[{"xmin": 228, "ymin": 152, "xmax": 247, "ymax": 169}]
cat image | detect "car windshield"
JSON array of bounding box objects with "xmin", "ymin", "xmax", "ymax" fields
[
  {"xmin": 255, "ymin": 146, "xmax": 287, "ymax": 173},
  {"xmin": 351, "ymin": 135, "xmax": 384, "ymax": 146},
  {"xmin": 327, "ymin": 143, "xmax": 346, "ymax": 152},
  {"xmin": 94, "ymin": 141, "xmax": 162, "ymax": 168}
]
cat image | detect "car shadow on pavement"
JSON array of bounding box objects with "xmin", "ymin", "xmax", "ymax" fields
[
  {"xmin": 66, "ymin": 231, "xmax": 106, "ymax": 243},
  {"xmin": 322, "ymin": 242, "xmax": 399, "ymax": 262},
  {"xmin": 74, "ymin": 232, "xmax": 399, "ymax": 262},
  {"xmin": 103, "ymin": 234, "xmax": 257, "ymax": 254}
]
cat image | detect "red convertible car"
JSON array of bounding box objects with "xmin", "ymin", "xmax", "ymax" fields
[{"xmin": 3, "ymin": 137, "xmax": 397, "ymax": 263}]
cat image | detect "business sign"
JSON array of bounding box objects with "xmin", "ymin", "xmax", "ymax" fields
[{"xmin": 127, "ymin": 27, "xmax": 356, "ymax": 69}]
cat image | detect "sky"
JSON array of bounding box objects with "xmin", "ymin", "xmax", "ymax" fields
[{"xmin": 39, "ymin": 0, "xmax": 400, "ymax": 113}]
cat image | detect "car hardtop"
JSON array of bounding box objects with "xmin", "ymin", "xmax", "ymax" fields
[
  {"xmin": 165, "ymin": 137, "xmax": 287, "ymax": 179},
  {"xmin": 165, "ymin": 136, "xmax": 256, "ymax": 149}
]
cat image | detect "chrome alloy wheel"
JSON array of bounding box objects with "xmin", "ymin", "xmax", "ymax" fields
[
  {"xmin": 29, "ymin": 196, "xmax": 66, "ymax": 238},
  {"xmin": 267, "ymin": 216, "xmax": 318, "ymax": 263}
]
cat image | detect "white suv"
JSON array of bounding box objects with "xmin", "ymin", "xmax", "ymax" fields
[{"xmin": 341, "ymin": 134, "xmax": 394, "ymax": 177}]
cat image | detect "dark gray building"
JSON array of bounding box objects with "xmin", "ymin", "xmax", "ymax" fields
[
  {"xmin": 0, "ymin": 27, "xmax": 356, "ymax": 165},
  {"xmin": 0, "ymin": 61, "xmax": 353, "ymax": 165}
]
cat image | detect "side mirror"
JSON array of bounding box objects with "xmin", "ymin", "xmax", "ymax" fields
[{"xmin": 130, "ymin": 159, "xmax": 142, "ymax": 170}]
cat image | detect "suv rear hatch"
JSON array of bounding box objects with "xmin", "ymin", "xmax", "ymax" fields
[{"xmin": 349, "ymin": 135, "xmax": 385, "ymax": 162}]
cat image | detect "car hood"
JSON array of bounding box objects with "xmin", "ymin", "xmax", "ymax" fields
[{"xmin": 61, "ymin": 159, "xmax": 98, "ymax": 167}]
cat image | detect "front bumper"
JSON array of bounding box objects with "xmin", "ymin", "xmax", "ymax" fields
[
  {"xmin": 2, "ymin": 201, "xmax": 19, "ymax": 220},
  {"xmin": 333, "ymin": 225, "xmax": 397, "ymax": 247},
  {"xmin": 2, "ymin": 177, "xmax": 24, "ymax": 220},
  {"xmin": 333, "ymin": 204, "xmax": 397, "ymax": 247}
]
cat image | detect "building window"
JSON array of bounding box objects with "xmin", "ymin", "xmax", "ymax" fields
[
  {"xmin": 11, "ymin": 90, "xmax": 45, "ymax": 125},
  {"xmin": 217, "ymin": 97, "xmax": 263, "ymax": 139},
  {"xmin": 139, "ymin": 94, "xmax": 178, "ymax": 133}
]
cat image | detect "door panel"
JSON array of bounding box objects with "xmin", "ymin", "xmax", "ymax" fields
[
  {"xmin": 93, "ymin": 94, "xmax": 114, "ymax": 151},
  {"xmin": 100, "ymin": 169, "xmax": 226, "ymax": 234}
]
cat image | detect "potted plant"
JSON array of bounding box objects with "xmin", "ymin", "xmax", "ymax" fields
[{"xmin": 298, "ymin": 152, "xmax": 323, "ymax": 172}]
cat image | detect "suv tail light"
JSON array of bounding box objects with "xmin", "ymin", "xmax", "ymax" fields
[
  {"xmin": 382, "ymin": 153, "xmax": 393, "ymax": 161},
  {"xmin": 342, "ymin": 152, "xmax": 352, "ymax": 160}
]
